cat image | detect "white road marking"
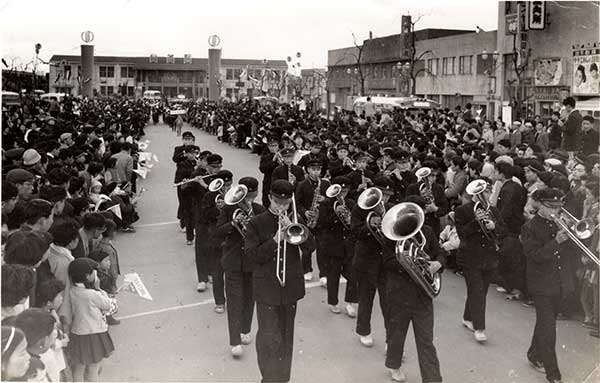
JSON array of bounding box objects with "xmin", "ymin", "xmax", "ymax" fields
[
  {"xmin": 115, "ymin": 279, "xmax": 345, "ymax": 321},
  {"xmin": 135, "ymin": 220, "xmax": 179, "ymax": 228}
]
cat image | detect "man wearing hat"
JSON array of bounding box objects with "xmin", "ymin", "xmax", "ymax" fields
[
  {"xmin": 347, "ymin": 151, "xmax": 375, "ymax": 202},
  {"xmin": 199, "ymin": 169, "xmax": 233, "ymax": 312},
  {"xmin": 259, "ymin": 136, "xmax": 281, "ymax": 209},
  {"xmin": 297, "ymin": 139, "xmax": 328, "ymax": 178},
  {"xmin": 213, "ymin": 177, "xmax": 266, "ymax": 358},
  {"xmin": 175, "ymin": 144, "xmax": 200, "ymax": 245},
  {"xmin": 271, "ymin": 148, "xmax": 304, "ymax": 190},
  {"xmin": 580, "ymin": 115, "xmax": 599, "ymax": 156},
  {"xmin": 316, "ymin": 175, "xmax": 358, "ymax": 316},
  {"xmin": 245, "ymin": 180, "xmax": 316, "ymax": 383},
  {"xmin": 351, "ymin": 176, "xmax": 393, "ymax": 348},
  {"xmin": 296, "ymin": 157, "xmax": 330, "ymax": 283},
  {"xmin": 172, "ymin": 131, "xmax": 197, "ymax": 227},
  {"xmin": 328, "ymin": 143, "xmax": 354, "ymax": 179},
  {"xmin": 521, "ymin": 188, "xmax": 573, "ymax": 383}
]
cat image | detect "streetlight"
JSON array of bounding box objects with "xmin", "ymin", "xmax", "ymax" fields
[
  {"xmin": 482, "ymin": 49, "xmax": 499, "ymax": 119},
  {"xmin": 33, "ymin": 43, "xmax": 42, "ymax": 91}
]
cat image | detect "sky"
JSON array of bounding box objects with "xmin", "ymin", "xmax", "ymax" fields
[{"xmin": 0, "ymin": 0, "xmax": 498, "ymax": 74}]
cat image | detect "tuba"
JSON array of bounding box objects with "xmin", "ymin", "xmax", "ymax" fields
[
  {"xmin": 466, "ymin": 179, "xmax": 498, "ymax": 249},
  {"xmin": 224, "ymin": 184, "xmax": 252, "ymax": 237},
  {"xmin": 381, "ymin": 202, "xmax": 442, "ymax": 298},
  {"xmin": 326, "ymin": 184, "xmax": 351, "ymax": 230},
  {"xmin": 276, "ymin": 193, "xmax": 310, "ymax": 286},
  {"xmin": 209, "ymin": 178, "xmax": 226, "ymax": 204},
  {"xmin": 357, "ymin": 187, "xmax": 386, "ymax": 245},
  {"xmin": 415, "ymin": 167, "xmax": 434, "ymax": 205}
]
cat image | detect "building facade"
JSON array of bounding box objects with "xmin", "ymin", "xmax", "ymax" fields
[
  {"xmin": 48, "ymin": 54, "xmax": 288, "ymax": 100},
  {"xmin": 299, "ymin": 68, "xmax": 327, "ymax": 111}
]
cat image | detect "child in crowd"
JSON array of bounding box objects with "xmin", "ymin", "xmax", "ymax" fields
[
  {"xmin": 68, "ymin": 258, "xmax": 115, "ymax": 382},
  {"xmin": 1, "ymin": 326, "xmax": 31, "ymax": 381},
  {"xmin": 89, "ymin": 249, "xmax": 120, "ymax": 326},
  {"xmin": 37, "ymin": 279, "xmax": 69, "ymax": 382},
  {"xmin": 14, "ymin": 308, "xmax": 58, "ymax": 381}
]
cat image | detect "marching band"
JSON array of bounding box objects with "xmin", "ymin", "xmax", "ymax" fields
[{"xmin": 170, "ymin": 102, "xmax": 598, "ymax": 383}]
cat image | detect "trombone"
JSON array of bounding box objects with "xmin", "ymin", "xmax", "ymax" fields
[
  {"xmin": 209, "ymin": 178, "xmax": 227, "ymax": 204},
  {"xmin": 172, "ymin": 174, "xmax": 213, "ymax": 187},
  {"xmin": 357, "ymin": 187, "xmax": 386, "ymax": 245},
  {"xmin": 224, "ymin": 184, "xmax": 252, "ymax": 237},
  {"xmin": 551, "ymin": 209, "xmax": 600, "ymax": 266},
  {"xmin": 276, "ymin": 193, "xmax": 309, "ymax": 286}
]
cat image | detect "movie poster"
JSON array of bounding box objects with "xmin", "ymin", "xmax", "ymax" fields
[
  {"xmin": 534, "ymin": 58, "xmax": 562, "ymax": 86},
  {"xmin": 572, "ymin": 43, "xmax": 600, "ymax": 95}
]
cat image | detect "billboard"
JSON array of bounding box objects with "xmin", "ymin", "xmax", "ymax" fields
[
  {"xmin": 534, "ymin": 58, "xmax": 563, "ymax": 86},
  {"xmin": 572, "ymin": 43, "xmax": 600, "ymax": 95}
]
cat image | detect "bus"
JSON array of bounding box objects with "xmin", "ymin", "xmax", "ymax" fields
[
  {"xmin": 143, "ymin": 90, "xmax": 162, "ymax": 102},
  {"xmin": 352, "ymin": 96, "xmax": 440, "ymax": 115}
]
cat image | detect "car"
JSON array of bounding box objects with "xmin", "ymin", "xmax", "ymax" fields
[{"xmin": 2, "ymin": 91, "xmax": 20, "ymax": 106}]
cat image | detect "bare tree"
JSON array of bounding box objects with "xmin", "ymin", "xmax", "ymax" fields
[
  {"xmin": 404, "ymin": 13, "xmax": 435, "ymax": 95},
  {"xmin": 348, "ymin": 32, "xmax": 366, "ymax": 95}
]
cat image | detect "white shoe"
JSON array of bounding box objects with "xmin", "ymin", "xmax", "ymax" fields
[
  {"xmin": 360, "ymin": 335, "xmax": 374, "ymax": 347},
  {"xmin": 340, "ymin": 276, "xmax": 347, "ymax": 283},
  {"xmin": 231, "ymin": 345, "xmax": 243, "ymax": 357},
  {"xmin": 215, "ymin": 305, "xmax": 225, "ymax": 314},
  {"xmin": 329, "ymin": 304, "xmax": 341, "ymax": 314},
  {"xmin": 179, "ymin": 227, "xmax": 186, "ymax": 233},
  {"xmin": 208, "ymin": 276, "xmax": 213, "ymax": 283},
  {"xmin": 388, "ymin": 367, "xmax": 406, "ymax": 382},
  {"xmin": 319, "ymin": 277, "xmax": 327, "ymax": 287},
  {"xmin": 240, "ymin": 333, "xmax": 252, "ymax": 345},
  {"xmin": 474, "ymin": 330, "xmax": 488, "ymax": 343},
  {"xmin": 496, "ymin": 286, "xmax": 507, "ymax": 293},
  {"xmin": 304, "ymin": 272, "xmax": 313, "ymax": 281},
  {"xmin": 345, "ymin": 303, "xmax": 357, "ymax": 318},
  {"xmin": 462, "ymin": 319, "xmax": 474, "ymax": 332},
  {"xmin": 196, "ymin": 282, "xmax": 207, "ymax": 292}
]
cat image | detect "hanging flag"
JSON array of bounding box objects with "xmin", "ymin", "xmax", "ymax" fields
[
  {"xmin": 122, "ymin": 273, "xmax": 153, "ymax": 300},
  {"xmin": 54, "ymin": 73, "xmax": 61, "ymax": 83},
  {"xmin": 105, "ymin": 204, "xmax": 122, "ymax": 220}
]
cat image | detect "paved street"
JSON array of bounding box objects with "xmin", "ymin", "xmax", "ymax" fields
[{"xmin": 103, "ymin": 122, "xmax": 598, "ymax": 383}]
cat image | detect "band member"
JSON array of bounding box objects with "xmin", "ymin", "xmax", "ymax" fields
[
  {"xmin": 297, "ymin": 139, "xmax": 329, "ymax": 178},
  {"xmin": 193, "ymin": 153, "xmax": 222, "ymax": 292},
  {"xmin": 272, "ymin": 148, "xmax": 304, "ymax": 190},
  {"xmin": 347, "ymin": 152, "xmax": 375, "ymax": 202},
  {"xmin": 521, "ymin": 188, "xmax": 573, "ymax": 383},
  {"xmin": 245, "ymin": 180, "xmax": 316, "ymax": 383},
  {"xmin": 172, "ymin": 131, "xmax": 197, "ymax": 237},
  {"xmin": 378, "ymin": 149, "xmax": 416, "ymax": 204},
  {"xmin": 296, "ymin": 158, "xmax": 330, "ymax": 282},
  {"xmin": 259, "ymin": 136, "xmax": 281, "ymax": 209},
  {"xmin": 200, "ymin": 169, "xmax": 232, "ymax": 312},
  {"xmin": 383, "ymin": 195, "xmax": 443, "ymax": 383},
  {"xmin": 317, "ymin": 175, "xmax": 358, "ymax": 316},
  {"xmin": 454, "ymin": 188, "xmax": 506, "ymax": 343},
  {"xmin": 406, "ymin": 162, "xmax": 449, "ymax": 236},
  {"xmin": 175, "ymin": 145, "xmax": 200, "ymax": 245},
  {"xmin": 213, "ymin": 177, "xmax": 266, "ymax": 358},
  {"xmin": 328, "ymin": 143, "xmax": 354, "ymax": 179},
  {"xmin": 351, "ymin": 176, "xmax": 393, "ymax": 347}
]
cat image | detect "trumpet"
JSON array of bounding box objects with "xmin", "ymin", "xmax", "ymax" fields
[
  {"xmin": 466, "ymin": 179, "xmax": 499, "ymax": 249},
  {"xmin": 381, "ymin": 202, "xmax": 442, "ymax": 298},
  {"xmin": 343, "ymin": 156, "xmax": 356, "ymax": 170},
  {"xmin": 326, "ymin": 184, "xmax": 351, "ymax": 230},
  {"xmin": 551, "ymin": 209, "xmax": 600, "ymax": 266},
  {"xmin": 276, "ymin": 193, "xmax": 309, "ymax": 286},
  {"xmin": 357, "ymin": 187, "xmax": 386, "ymax": 245},
  {"xmin": 209, "ymin": 178, "xmax": 226, "ymax": 204},
  {"xmin": 224, "ymin": 184, "xmax": 252, "ymax": 237},
  {"xmin": 172, "ymin": 174, "xmax": 213, "ymax": 187}
]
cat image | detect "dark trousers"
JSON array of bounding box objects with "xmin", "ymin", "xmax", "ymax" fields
[
  {"xmin": 385, "ymin": 274, "xmax": 442, "ymax": 383},
  {"xmin": 210, "ymin": 245, "xmax": 225, "ymax": 305},
  {"xmin": 462, "ymin": 267, "xmax": 495, "ymax": 330},
  {"xmin": 225, "ymin": 271, "xmax": 255, "ymax": 346},
  {"xmin": 499, "ymin": 236, "xmax": 525, "ymax": 293},
  {"xmin": 302, "ymin": 236, "xmax": 328, "ymax": 277},
  {"xmin": 256, "ymin": 303, "xmax": 297, "ymax": 383},
  {"xmin": 355, "ymin": 270, "xmax": 389, "ymax": 339},
  {"xmin": 327, "ymin": 256, "xmax": 358, "ymax": 306},
  {"xmin": 194, "ymin": 224, "xmax": 210, "ymax": 283},
  {"xmin": 528, "ymin": 294, "xmax": 562, "ymax": 381}
]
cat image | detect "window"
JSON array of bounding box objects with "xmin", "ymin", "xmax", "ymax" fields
[
  {"xmin": 121, "ymin": 67, "xmax": 134, "ymax": 78},
  {"xmin": 226, "ymin": 69, "xmax": 234, "ymax": 80},
  {"xmin": 427, "ymin": 59, "xmax": 438, "ymax": 76},
  {"xmin": 127, "ymin": 86, "xmax": 134, "ymax": 97},
  {"xmin": 166, "ymin": 55, "xmax": 175, "ymax": 64},
  {"xmin": 63, "ymin": 65, "xmax": 71, "ymax": 78},
  {"xmin": 226, "ymin": 88, "xmax": 233, "ymax": 98},
  {"xmin": 197, "ymin": 72, "xmax": 205, "ymax": 83},
  {"xmin": 107, "ymin": 86, "xmax": 114, "ymax": 95},
  {"xmin": 459, "ymin": 56, "xmax": 472, "ymax": 75},
  {"xmin": 234, "ymin": 69, "xmax": 242, "ymax": 80},
  {"xmin": 100, "ymin": 86, "xmax": 106, "ymax": 96},
  {"xmin": 442, "ymin": 57, "xmax": 455, "ymax": 75},
  {"xmin": 99, "ymin": 66, "xmax": 114, "ymax": 78}
]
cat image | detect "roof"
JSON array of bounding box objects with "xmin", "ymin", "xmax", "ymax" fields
[{"xmin": 49, "ymin": 55, "xmax": 287, "ymax": 71}]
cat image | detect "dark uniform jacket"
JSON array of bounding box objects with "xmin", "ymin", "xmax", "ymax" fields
[
  {"xmin": 580, "ymin": 128, "xmax": 599, "ymax": 155},
  {"xmin": 213, "ymin": 202, "xmax": 266, "ymax": 272},
  {"xmin": 327, "ymin": 159, "xmax": 353, "ymax": 179},
  {"xmin": 199, "ymin": 190, "xmax": 222, "ymax": 228},
  {"xmin": 259, "ymin": 152, "xmax": 278, "ymax": 198},
  {"xmin": 295, "ymin": 177, "xmax": 330, "ymax": 219},
  {"xmin": 172, "ymin": 145, "xmax": 194, "ymax": 181},
  {"xmin": 454, "ymin": 201, "xmax": 506, "ymax": 270},
  {"xmin": 351, "ymin": 202, "xmax": 387, "ymax": 274},
  {"xmin": 406, "ymin": 181, "xmax": 449, "ymax": 227},
  {"xmin": 561, "ymin": 110, "xmax": 583, "ymax": 151},
  {"xmin": 245, "ymin": 210, "xmax": 316, "ymax": 306},
  {"xmin": 521, "ymin": 215, "xmax": 575, "ymax": 297},
  {"xmin": 271, "ymin": 164, "xmax": 305, "ymax": 190},
  {"xmin": 315, "ymin": 197, "xmax": 356, "ymax": 258},
  {"xmin": 497, "ymin": 180, "xmax": 527, "ymax": 236},
  {"xmin": 376, "ymin": 169, "xmax": 416, "ymax": 204},
  {"xmin": 175, "ymin": 160, "xmax": 197, "ymax": 193},
  {"xmin": 347, "ymin": 169, "xmax": 375, "ymax": 201}
]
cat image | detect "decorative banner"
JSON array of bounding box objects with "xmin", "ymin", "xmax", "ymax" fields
[
  {"xmin": 122, "ymin": 273, "xmax": 153, "ymax": 301},
  {"xmin": 572, "ymin": 43, "xmax": 600, "ymax": 95},
  {"xmin": 169, "ymin": 109, "xmax": 187, "ymax": 115},
  {"xmin": 534, "ymin": 58, "xmax": 563, "ymax": 86},
  {"xmin": 105, "ymin": 204, "xmax": 122, "ymax": 220}
]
